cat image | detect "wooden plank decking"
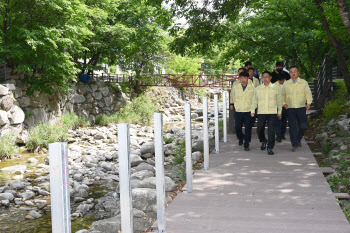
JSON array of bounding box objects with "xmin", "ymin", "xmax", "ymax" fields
[{"xmin": 164, "ymin": 132, "xmax": 350, "ymax": 233}]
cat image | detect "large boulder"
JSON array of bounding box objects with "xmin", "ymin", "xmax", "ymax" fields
[
  {"xmin": 0, "ymin": 110, "xmax": 9, "ymax": 125},
  {"xmin": 0, "ymin": 193, "xmax": 14, "ymax": 201},
  {"xmin": 140, "ymin": 142, "xmax": 154, "ymax": 154},
  {"xmin": 132, "ymin": 188, "xmax": 157, "ymax": 212},
  {"xmin": 337, "ymin": 119, "xmax": 350, "ymax": 136},
  {"xmin": 11, "ymin": 105, "xmax": 25, "ymax": 124},
  {"xmin": 0, "ymin": 85, "xmax": 9, "ymax": 96},
  {"xmin": 1, "ymin": 95, "xmax": 13, "ymax": 111},
  {"xmin": 138, "ymin": 176, "xmax": 177, "ymax": 191},
  {"xmin": 130, "ymin": 154, "xmax": 143, "ymax": 167},
  {"xmin": 90, "ymin": 216, "xmax": 121, "ymax": 233},
  {"xmin": 9, "ymin": 180, "xmax": 25, "ymax": 190}
]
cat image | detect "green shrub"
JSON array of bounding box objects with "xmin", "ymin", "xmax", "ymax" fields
[
  {"xmin": 26, "ymin": 113, "xmax": 90, "ymax": 151},
  {"xmin": 172, "ymin": 140, "xmax": 186, "ymax": 165},
  {"xmin": 0, "ymin": 134, "xmax": 20, "ymax": 159},
  {"xmin": 95, "ymin": 94, "xmax": 159, "ymax": 126},
  {"xmin": 322, "ymin": 80, "xmax": 350, "ymax": 122},
  {"xmin": 164, "ymin": 137, "xmax": 174, "ymax": 144}
]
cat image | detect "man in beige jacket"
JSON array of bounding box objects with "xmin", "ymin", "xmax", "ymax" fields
[
  {"xmin": 282, "ymin": 66, "xmax": 313, "ymax": 151},
  {"xmin": 251, "ymin": 71, "xmax": 282, "ymax": 155},
  {"xmin": 230, "ymin": 71, "xmax": 255, "ymax": 151}
]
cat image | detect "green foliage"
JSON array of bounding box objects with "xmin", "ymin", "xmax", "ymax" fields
[
  {"xmin": 177, "ymin": 169, "xmax": 186, "ymax": 182},
  {"xmin": 0, "ymin": 0, "xmax": 173, "ymax": 94},
  {"xmin": 0, "ymin": 0, "xmax": 89, "ymax": 95},
  {"xmin": 95, "ymin": 94, "xmax": 159, "ymax": 125},
  {"xmin": 172, "ymin": 139, "xmax": 186, "ymax": 165},
  {"xmin": 0, "ymin": 134, "xmax": 20, "ymax": 160},
  {"xmin": 164, "ymin": 137, "xmax": 174, "ymax": 144},
  {"xmin": 26, "ymin": 113, "xmax": 89, "ymax": 151},
  {"xmin": 322, "ymin": 80, "xmax": 350, "ymax": 122},
  {"xmin": 164, "ymin": 55, "xmax": 202, "ymax": 74}
]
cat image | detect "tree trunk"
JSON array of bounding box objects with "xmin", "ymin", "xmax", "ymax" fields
[
  {"xmin": 314, "ymin": 0, "xmax": 350, "ymax": 95},
  {"xmin": 337, "ymin": 0, "xmax": 350, "ymax": 35}
]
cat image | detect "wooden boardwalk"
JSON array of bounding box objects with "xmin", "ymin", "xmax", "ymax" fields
[{"xmin": 164, "ymin": 132, "xmax": 350, "ymax": 233}]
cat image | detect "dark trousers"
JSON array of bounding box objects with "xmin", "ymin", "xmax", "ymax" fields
[
  {"xmin": 288, "ymin": 107, "xmax": 307, "ymax": 147},
  {"xmin": 257, "ymin": 114, "xmax": 276, "ymax": 149},
  {"xmin": 275, "ymin": 108, "xmax": 288, "ymax": 137},
  {"xmin": 235, "ymin": 112, "xmax": 252, "ymax": 147}
]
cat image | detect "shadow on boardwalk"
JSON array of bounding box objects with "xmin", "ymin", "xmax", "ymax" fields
[{"xmin": 164, "ymin": 131, "xmax": 350, "ymax": 233}]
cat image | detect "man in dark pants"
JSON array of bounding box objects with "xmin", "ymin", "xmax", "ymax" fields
[
  {"xmin": 251, "ymin": 71, "xmax": 282, "ymax": 155},
  {"xmin": 282, "ymin": 66, "xmax": 313, "ymax": 151},
  {"xmin": 275, "ymin": 76, "xmax": 288, "ymax": 142},
  {"xmin": 230, "ymin": 71, "xmax": 255, "ymax": 151},
  {"xmin": 229, "ymin": 68, "xmax": 247, "ymax": 134}
]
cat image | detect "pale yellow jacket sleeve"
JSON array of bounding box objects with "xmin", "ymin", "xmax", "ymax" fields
[
  {"xmin": 305, "ymin": 83, "xmax": 313, "ymax": 104},
  {"xmin": 277, "ymin": 87, "xmax": 282, "ymax": 115},
  {"xmin": 251, "ymin": 89, "xmax": 258, "ymax": 114},
  {"xmin": 230, "ymin": 86, "xmax": 235, "ymax": 104},
  {"xmin": 282, "ymin": 86, "xmax": 286, "ymax": 106}
]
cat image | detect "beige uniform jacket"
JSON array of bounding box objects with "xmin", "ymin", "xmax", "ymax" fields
[
  {"xmin": 230, "ymin": 83, "xmax": 255, "ymax": 112},
  {"xmin": 282, "ymin": 78, "xmax": 313, "ymax": 108},
  {"xmin": 251, "ymin": 83, "xmax": 282, "ymax": 115}
]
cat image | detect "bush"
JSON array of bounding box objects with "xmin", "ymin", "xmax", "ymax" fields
[
  {"xmin": 0, "ymin": 134, "xmax": 20, "ymax": 160},
  {"xmin": 172, "ymin": 140, "xmax": 186, "ymax": 165},
  {"xmin": 95, "ymin": 94, "xmax": 159, "ymax": 126},
  {"xmin": 26, "ymin": 113, "xmax": 90, "ymax": 151},
  {"xmin": 322, "ymin": 80, "xmax": 350, "ymax": 122}
]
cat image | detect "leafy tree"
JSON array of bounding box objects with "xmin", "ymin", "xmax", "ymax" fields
[
  {"xmin": 314, "ymin": 0, "xmax": 350, "ymax": 94},
  {"xmin": 0, "ymin": 0, "xmax": 90, "ymax": 95},
  {"xmin": 115, "ymin": 0, "xmax": 173, "ymax": 81}
]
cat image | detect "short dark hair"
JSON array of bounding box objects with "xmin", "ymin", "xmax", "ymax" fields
[
  {"xmin": 247, "ymin": 67, "xmax": 255, "ymax": 72},
  {"xmin": 244, "ymin": 61, "xmax": 252, "ymax": 67},
  {"xmin": 276, "ymin": 61, "xmax": 284, "ymax": 67},
  {"xmin": 262, "ymin": 70, "xmax": 271, "ymax": 76},
  {"xmin": 239, "ymin": 71, "xmax": 249, "ymax": 78},
  {"xmin": 277, "ymin": 75, "xmax": 285, "ymax": 81},
  {"xmin": 289, "ymin": 65, "xmax": 299, "ymax": 71},
  {"xmin": 238, "ymin": 67, "xmax": 246, "ymax": 72}
]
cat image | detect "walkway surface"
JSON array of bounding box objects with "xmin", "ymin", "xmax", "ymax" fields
[{"xmin": 164, "ymin": 132, "xmax": 350, "ymax": 233}]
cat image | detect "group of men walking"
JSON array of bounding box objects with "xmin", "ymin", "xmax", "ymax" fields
[{"xmin": 229, "ymin": 61, "xmax": 313, "ymax": 155}]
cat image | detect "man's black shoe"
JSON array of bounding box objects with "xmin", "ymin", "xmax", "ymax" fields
[
  {"xmin": 244, "ymin": 147, "xmax": 250, "ymax": 151},
  {"xmin": 267, "ymin": 148, "xmax": 274, "ymax": 155},
  {"xmin": 276, "ymin": 136, "xmax": 282, "ymax": 143},
  {"xmin": 261, "ymin": 140, "xmax": 267, "ymax": 150},
  {"xmin": 281, "ymin": 136, "xmax": 286, "ymax": 140},
  {"xmin": 239, "ymin": 138, "xmax": 243, "ymax": 146}
]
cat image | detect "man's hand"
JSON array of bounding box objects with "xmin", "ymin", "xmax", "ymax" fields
[
  {"xmin": 306, "ymin": 104, "xmax": 311, "ymax": 110},
  {"xmin": 284, "ymin": 104, "xmax": 288, "ymax": 110},
  {"xmin": 230, "ymin": 105, "xmax": 234, "ymax": 111},
  {"xmin": 251, "ymin": 113, "xmax": 255, "ymax": 117},
  {"xmin": 277, "ymin": 114, "xmax": 282, "ymax": 120}
]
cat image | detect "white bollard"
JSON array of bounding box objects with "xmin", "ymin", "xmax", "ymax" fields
[
  {"xmin": 214, "ymin": 94, "xmax": 220, "ymax": 154},
  {"xmin": 118, "ymin": 123, "xmax": 133, "ymax": 233},
  {"xmin": 223, "ymin": 91, "xmax": 227, "ymax": 143},
  {"xmin": 203, "ymin": 97, "xmax": 209, "ymax": 171},
  {"xmin": 185, "ymin": 103, "xmax": 193, "ymax": 193},
  {"xmin": 49, "ymin": 142, "xmax": 71, "ymax": 233},
  {"xmin": 154, "ymin": 113, "xmax": 166, "ymax": 232}
]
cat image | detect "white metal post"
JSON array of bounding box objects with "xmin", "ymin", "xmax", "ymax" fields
[
  {"xmin": 203, "ymin": 97, "xmax": 209, "ymax": 171},
  {"xmin": 118, "ymin": 123, "xmax": 133, "ymax": 233},
  {"xmin": 214, "ymin": 94, "xmax": 220, "ymax": 153},
  {"xmin": 154, "ymin": 113, "xmax": 166, "ymax": 232},
  {"xmin": 185, "ymin": 103, "xmax": 193, "ymax": 193},
  {"xmin": 223, "ymin": 91, "xmax": 227, "ymax": 142},
  {"xmin": 49, "ymin": 142, "xmax": 71, "ymax": 233}
]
